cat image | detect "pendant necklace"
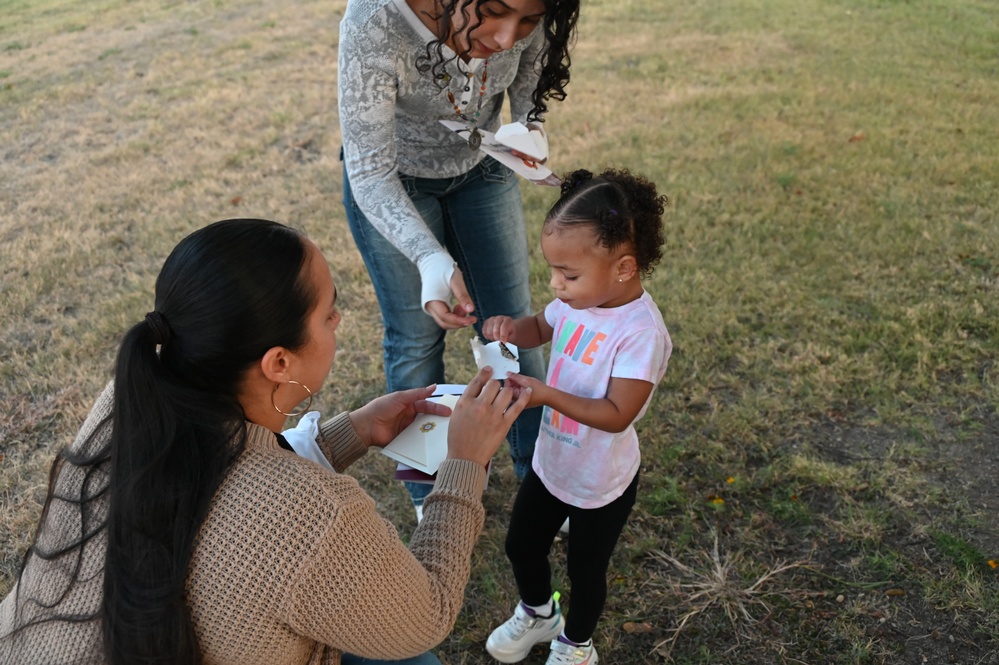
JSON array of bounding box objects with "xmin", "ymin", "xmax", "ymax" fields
[{"xmin": 446, "ymin": 59, "xmax": 488, "ymax": 151}]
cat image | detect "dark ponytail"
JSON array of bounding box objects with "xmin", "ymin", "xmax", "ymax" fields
[{"xmin": 101, "ymin": 219, "xmax": 315, "ymax": 664}]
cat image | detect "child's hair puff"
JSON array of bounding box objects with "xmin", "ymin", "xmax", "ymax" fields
[{"xmin": 545, "ymin": 168, "xmax": 667, "ymax": 277}]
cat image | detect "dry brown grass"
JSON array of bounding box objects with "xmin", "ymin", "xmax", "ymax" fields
[
  {"xmin": 3, "ymin": 0, "xmax": 998, "ymax": 662},
  {"xmin": 647, "ymin": 534, "xmax": 812, "ymax": 661}
]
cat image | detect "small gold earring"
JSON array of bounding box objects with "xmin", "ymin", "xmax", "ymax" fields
[{"xmin": 272, "ymin": 380, "xmax": 314, "ymax": 417}]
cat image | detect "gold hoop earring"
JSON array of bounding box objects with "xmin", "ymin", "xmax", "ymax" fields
[{"xmin": 272, "ymin": 380, "xmax": 314, "ymax": 418}]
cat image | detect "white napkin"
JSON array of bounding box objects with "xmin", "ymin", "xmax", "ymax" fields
[{"xmin": 281, "ymin": 411, "xmax": 335, "ymax": 472}]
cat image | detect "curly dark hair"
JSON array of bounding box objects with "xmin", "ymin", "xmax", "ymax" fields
[
  {"xmin": 546, "ymin": 168, "xmax": 668, "ymax": 277},
  {"xmin": 416, "ymin": 0, "xmax": 579, "ymax": 121}
]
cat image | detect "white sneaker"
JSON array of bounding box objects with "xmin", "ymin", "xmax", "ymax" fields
[
  {"xmin": 486, "ymin": 600, "xmax": 565, "ymax": 663},
  {"xmin": 545, "ymin": 638, "xmax": 598, "ymax": 665}
]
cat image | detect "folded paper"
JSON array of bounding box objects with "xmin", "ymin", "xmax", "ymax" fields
[
  {"xmin": 440, "ymin": 119, "xmax": 559, "ymax": 185},
  {"xmin": 494, "ymin": 122, "xmax": 548, "ymax": 161},
  {"xmin": 380, "ymin": 393, "xmax": 460, "ymax": 475},
  {"xmin": 470, "ymin": 336, "xmax": 521, "ymax": 376}
]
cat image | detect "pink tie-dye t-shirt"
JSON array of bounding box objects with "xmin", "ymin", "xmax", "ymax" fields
[{"xmin": 533, "ymin": 291, "xmax": 672, "ymax": 508}]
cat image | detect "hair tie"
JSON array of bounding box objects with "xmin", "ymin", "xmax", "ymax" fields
[
  {"xmin": 145, "ymin": 311, "xmax": 172, "ymax": 346},
  {"xmin": 609, "ymin": 208, "xmax": 618, "ymax": 216}
]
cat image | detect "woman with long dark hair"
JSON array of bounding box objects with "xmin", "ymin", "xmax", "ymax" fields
[
  {"xmin": 338, "ymin": 0, "xmax": 580, "ymax": 517},
  {"xmin": 0, "ymin": 218, "xmax": 529, "ymax": 665}
]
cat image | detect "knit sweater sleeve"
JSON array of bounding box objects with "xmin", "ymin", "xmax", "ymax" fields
[
  {"xmin": 282, "ymin": 459, "xmax": 487, "ymax": 660},
  {"xmin": 316, "ymin": 412, "xmax": 368, "ymax": 473}
]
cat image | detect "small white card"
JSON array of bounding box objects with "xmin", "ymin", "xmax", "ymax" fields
[
  {"xmin": 470, "ymin": 336, "xmax": 521, "ymax": 376},
  {"xmin": 380, "ymin": 393, "xmax": 460, "ymax": 475}
]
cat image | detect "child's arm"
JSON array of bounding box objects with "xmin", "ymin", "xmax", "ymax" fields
[
  {"xmin": 482, "ymin": 313, "xmax": 553, "ymax": 350},
  {"xmin": 505, "ymin": 374, "xmax": 654, "ymax": 434}
]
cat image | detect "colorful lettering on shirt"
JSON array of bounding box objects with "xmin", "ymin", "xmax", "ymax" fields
[
  {"xmin": 542, "ymin": 357, "xmax": 580, "ymax": 436},
  {"xmin": 552, "ymin": 318, "xmax": 607, "ymax": 366},
  {"xmin": 561, "ymin": 323, "xmax": 584, "ymax": 359},
  {"xmin": 581, "ymin": 332, "xmax": 607, "ymax": 365},
  {"xmin": 542, "ymin": 406, "xmax": 580, "ymax": 437},
  {"xmin": 543, "ymin": 316, "xmax": 614, "ymax": 442},
  {"xmin": 553, "ymin": 317, "xmax": 574, "ymax": 353}
]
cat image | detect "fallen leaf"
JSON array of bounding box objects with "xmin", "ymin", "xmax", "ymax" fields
[
  {"xmin": 848, "ymin": 131, "xmax": 866, "ymax": 143},
  {"xmin": 885, "ymin": 588, "xmax": 906, "ymax": 597},
  {"xmin": 622, "ymin": 621, "xmax": 654, "ymax": 634}
]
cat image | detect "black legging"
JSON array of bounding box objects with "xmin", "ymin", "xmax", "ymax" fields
[{"xmin": 504, "ymin": 468, "xmax": 639, "ymax": 643}]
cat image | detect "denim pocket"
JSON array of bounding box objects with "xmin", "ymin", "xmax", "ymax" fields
[{"xmin": 477, "ymin": 155, "xmax": 514, "ymax": 184}]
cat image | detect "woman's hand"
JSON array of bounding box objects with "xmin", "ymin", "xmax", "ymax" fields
[
  {"xmin": 446, "ymin": 367, "xmax": 530, "ymax": 468},
  {"xmin": 426, "ymin": 267, "xmax": 476, "ymax": 330},
  {"xmin": 349, "ymin": 385, "xmax": 453, "ymax": 448}
]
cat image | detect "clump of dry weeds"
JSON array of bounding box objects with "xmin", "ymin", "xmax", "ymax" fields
[{"xmin": 647, "ymin": 532, "xmax": 812, "ymax": 662}]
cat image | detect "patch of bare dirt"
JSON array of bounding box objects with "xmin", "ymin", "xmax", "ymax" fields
[{"xmin": 794, "ymin": 411, "xmax": 999, "ymax": 665}]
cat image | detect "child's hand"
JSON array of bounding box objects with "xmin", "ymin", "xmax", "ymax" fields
[
  {"xmin": 482, "ymin": 315, "xmax": 516, "ymax": 343},
  {"xmin": 504, "ymin": 372, "xmax": 546, "ymax": 409}
]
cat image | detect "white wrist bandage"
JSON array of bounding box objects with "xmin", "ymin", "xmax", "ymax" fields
[{"xmin": 417, "ymin": 252, "xmax": 456, "ymax": 312}]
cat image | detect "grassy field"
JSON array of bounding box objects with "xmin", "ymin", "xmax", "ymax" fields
[{"xmin": 2, "ymin": 0, "xmax": 998, "ymax": 663}]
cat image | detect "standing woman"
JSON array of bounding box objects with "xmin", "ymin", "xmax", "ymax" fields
[{"xmin": 338, "ymin": 0, "xmax": 580, "ymax": 515}]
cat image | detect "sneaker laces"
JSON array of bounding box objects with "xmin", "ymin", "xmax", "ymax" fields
[{"xmin": 501, "ymin": 604, "xmax": 546, "ymax": 639}]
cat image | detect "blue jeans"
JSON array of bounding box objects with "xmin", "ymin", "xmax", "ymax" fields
[
  {"xmin": 342, "ymin": 156, "xmax": 545, "ymax": 505},
  {"xmin": 341, "ymin": 652, "xmax": 441, "ymax": 665}
]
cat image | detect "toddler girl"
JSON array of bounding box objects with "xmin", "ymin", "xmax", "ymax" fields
[{"xmin": 482, "ymin": 168, "xmax": 672, "ymax": 665}]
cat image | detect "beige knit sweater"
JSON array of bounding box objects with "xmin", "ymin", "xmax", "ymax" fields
[{"xmin": 0, "ymin": 384, "xmax": 487, "ymax": 664}]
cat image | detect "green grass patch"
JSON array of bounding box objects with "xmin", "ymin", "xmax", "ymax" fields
[{"xmin": 932, "ymin": 530, "xmax": 990, "ymax": 573}]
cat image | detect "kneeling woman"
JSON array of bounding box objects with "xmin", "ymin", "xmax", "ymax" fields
[{"xmin": 0, "ymin": 218, "xmax": 529, "ymax": 665}]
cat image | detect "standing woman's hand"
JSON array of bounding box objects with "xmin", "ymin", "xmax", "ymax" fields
[
  {"xmin": 446, "ymin": 367, "xmax": 530, "ymax": 468},
  {"xmin": 426, "ymin": 267, "xmax": 477, "ymax": 329}
]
